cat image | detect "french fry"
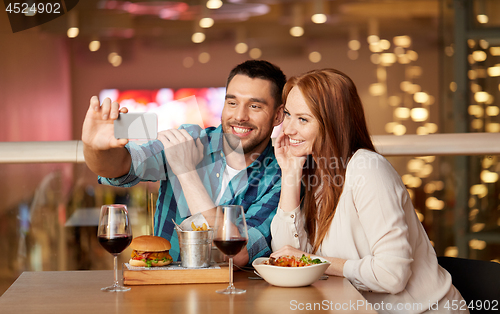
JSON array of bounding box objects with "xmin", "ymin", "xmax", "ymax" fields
[{"xmin": 191, "ymin": 222, "xmax": 208, "ymax": 231}]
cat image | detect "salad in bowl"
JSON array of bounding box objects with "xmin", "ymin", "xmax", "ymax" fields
[{"xmin": 253, "ymin": 254, "xmax": 330, "ymax": 287}]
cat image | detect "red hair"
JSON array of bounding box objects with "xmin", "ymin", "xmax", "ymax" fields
[{"xmin": 282, "ymin": 69, "xmax": 376, "ymax": 253}]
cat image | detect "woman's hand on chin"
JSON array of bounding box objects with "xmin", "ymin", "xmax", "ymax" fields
[
  {"xmin": 274, "ymin": 132, "xmax": 306, "ymax": 174},
  {"xmin": 271, "ymin": 245, "xmax": 307, "ymax": 259}
]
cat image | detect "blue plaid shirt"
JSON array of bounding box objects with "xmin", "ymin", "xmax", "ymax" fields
[{"xmin": 99, "ymin": 124, "xmax": 281, "ymax": 264}]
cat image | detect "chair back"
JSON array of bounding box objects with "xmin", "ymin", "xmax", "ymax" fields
[{"xmin": 437, "ymin": 256, "xmax": 500, "ymax": 313}]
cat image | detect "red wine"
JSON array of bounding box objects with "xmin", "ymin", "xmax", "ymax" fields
[
  {"xmin": 213, "ymin": 238, "xmax": 247, "ymax": 257},
  {"xmin": 98, "ymin": 234, "xmax": 132, "ymax": 254}
]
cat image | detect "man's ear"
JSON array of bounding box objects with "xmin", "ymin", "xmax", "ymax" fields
[{"xmin": 273, "ymin": 104, "xmax": 285, "ymax": 127}]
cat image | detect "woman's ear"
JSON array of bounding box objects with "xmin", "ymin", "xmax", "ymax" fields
[{"xmin": 274, "ymin": 104, "xmax": 285, "ymax": 126}]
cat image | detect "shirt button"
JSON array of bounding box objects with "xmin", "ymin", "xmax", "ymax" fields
[
  {"xmin": 216, "ymin": 173, "xmax": 220, "ymax": 178},
  {"xmin": 220, "ymin": 152, "xmax": 223, "ymax": 157},
  {"xmin": 294, "ymin": 234, "xmax": 298, "ymax": 238},
  {"xmin": 290, "ymin": 214, "xmax": 294, "ymax": 219}
]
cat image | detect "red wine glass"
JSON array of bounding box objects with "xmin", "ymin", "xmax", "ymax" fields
[
  {"xmin": 213, "ymin": 205, "xmax": 248, "ymax": 294},
  {"xmin": 97, "ymin": 204, "xmax": 133, "ymax": 292}
]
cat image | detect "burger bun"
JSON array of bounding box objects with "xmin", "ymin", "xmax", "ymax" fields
[{"xmin": 130, "ymin": 235, "xmax": 171, "ymax": 252}]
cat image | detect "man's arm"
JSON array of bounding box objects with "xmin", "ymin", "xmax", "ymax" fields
[
  {"xmin": 175, "ymin": 170, "xmax": 252, "ymax": 266},
  {"xmin": 157, "ymin": 128, "xmax": 281, "ymax": 265},
  {"xmin": 176, "ymin": 158, "xmax": 281, "ymax": 266},
  {"xmin": 239, "ymin": 182, "xmax": 281, "ymax": 264},
  {"xmin": 82, "ymin": 96, "xmax": 131, "ymax": 178},
  {"xmin": 84, "ymin": 146, "xmax": 131, "ymax": 178},
  {"xmin": 157, "ymin": 128, "xmax": 253, "ymax": 265},
  {"xmin": 157, "ymin": 128, "xmax": 215, "ymax": 218},
  {"xmin": 177, "ymin": 170, "xmax": 281, "ymax": 267}
]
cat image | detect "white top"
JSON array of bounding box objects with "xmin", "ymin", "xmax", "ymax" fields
[
  {"xmin": 181, "ymin": 165, "xmax": 241, "ymax": 233},
  {"xmin": 271, "ymin": 149, "xmax": 467, "ymax": 314},
  {"xmin": 215, "ymin": 164, "xmax": 241, "ymax": 205}
]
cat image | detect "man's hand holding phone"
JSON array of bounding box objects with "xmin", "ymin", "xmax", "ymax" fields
[
  {"xmin": 82, "ymin": 96, "xmax": 129, "ymax": 150},
  {"xmin": 82, "ymin": 96, "xmax": 145, "ymax": 179}
]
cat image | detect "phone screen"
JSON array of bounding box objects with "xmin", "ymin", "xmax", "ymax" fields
[{"xmin": 114, "ymin": 113, "xmax": 158, "ymax": 140}]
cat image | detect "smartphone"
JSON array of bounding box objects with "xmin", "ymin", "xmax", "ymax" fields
[{"xmin": 114, "ymin": 112, "xmax": 158, "ymax": 140}]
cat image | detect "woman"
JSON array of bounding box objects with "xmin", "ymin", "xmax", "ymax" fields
[{"xmin": 271, "ymin": 69, "xmax": 467, "ymax": 313}]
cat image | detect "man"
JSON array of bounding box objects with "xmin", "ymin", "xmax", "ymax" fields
[{"xmin": 82, "ymin": 60, "xmax": 286, "ymax": 266}]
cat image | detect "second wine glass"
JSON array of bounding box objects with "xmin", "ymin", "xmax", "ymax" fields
[{"xmin": 213, "ymin": 205, "xmax": 248, "ymax": 294}]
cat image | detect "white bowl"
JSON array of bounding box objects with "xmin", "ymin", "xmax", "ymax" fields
[{"xmin": 252, "ymin": 257, "xmax": 330, "ymax": 287}]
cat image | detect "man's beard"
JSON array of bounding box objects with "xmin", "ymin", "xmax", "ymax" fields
[{"xmin": 222, "ymin": 121, "xmax": 266, "ymax": 155}]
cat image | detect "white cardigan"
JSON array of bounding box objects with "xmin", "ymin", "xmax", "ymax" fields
[{"xmin": 271, "ymin": 149, "xmax": 467, "ymax": 314}]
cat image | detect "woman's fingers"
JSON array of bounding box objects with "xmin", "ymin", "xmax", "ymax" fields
[
  {"xmin": 275, "ymin": 132, "xmax": 287, "ymax": 149},
  {"xmin": 270, "ymin": 245, "xmax": 289, "ymax": 257},
  {"xmin": 270, "ymin": 245, "xmax": 305, "ymax": 258}
]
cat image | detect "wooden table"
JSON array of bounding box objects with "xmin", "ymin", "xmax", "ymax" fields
[{"xmin": 0, "ymin": 270, "xmax": 376, "ymax": 313}]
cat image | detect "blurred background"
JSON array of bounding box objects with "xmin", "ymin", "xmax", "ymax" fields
[{"xmin": 1, "ymin": 0, "xmax": 499, "ymax": 295}]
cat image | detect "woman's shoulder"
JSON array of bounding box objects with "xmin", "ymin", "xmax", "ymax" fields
[
  {"xmin": 348, "ymin": 149, "xmax": 389, "ymax": 169},
  {"xmin": 346, "ymin": 149, "xmax": 400, "ymax": 180},
  {"xmin": 344, "ymin": 150, "xmax": 408, "ymax": 201}
]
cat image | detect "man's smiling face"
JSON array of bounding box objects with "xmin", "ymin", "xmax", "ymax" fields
[{"xmin": 221, "ymin": 74, "xmax": 282, "ymax": 157}]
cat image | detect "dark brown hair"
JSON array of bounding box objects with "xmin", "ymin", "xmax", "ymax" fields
[
  {"xmin": 282, "ymin": 69, "xmax": 376, "ymax": 253},
  {"xmin": 227, "ymin": 60, "xmax": 286, "ymax": 108}
]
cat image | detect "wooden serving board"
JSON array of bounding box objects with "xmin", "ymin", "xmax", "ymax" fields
[{"xmin": 123, "ymin": 262, "xmax": 229, "ymax": 285}]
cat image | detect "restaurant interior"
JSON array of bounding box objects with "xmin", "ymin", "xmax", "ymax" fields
[{"xmin": 1, "ymin": 0, "xmax": 499, "ymax": 297}]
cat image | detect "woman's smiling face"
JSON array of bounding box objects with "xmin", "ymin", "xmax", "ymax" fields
[{"xmin": 282, "ymin": 86, "xmax": 320, "ymax": 157}]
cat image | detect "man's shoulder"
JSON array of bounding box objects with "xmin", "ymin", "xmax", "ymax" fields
[{"xmin": 249, "ymin": 141, "xmax": 280, "ymax": 183}]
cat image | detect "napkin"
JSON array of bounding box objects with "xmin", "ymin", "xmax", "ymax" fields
[{"xmin": 179, "ymin": 213, "xmax": 210, "ymax": 231}]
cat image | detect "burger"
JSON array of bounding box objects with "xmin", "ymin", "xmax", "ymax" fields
[{"xmin": 129, "ymin": 235, "xmax": 173, "ymax": 267}]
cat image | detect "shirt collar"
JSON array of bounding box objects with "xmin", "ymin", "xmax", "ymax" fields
[
  {"xmin": 248, "ymin": 140, "xmax": 274, "ymax": 170},
  {"xmin": 206, "ymin": 125, "xmax": 224, "ymax": 155}
]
